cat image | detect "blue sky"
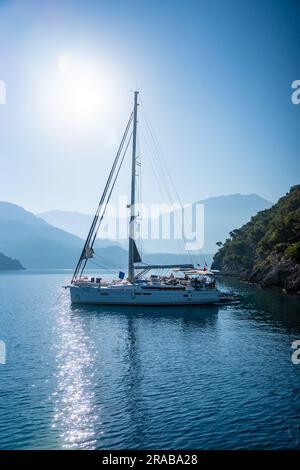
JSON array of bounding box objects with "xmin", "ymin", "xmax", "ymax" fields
[{"xmin": 0, "ymin": 0, "xmax": 299, "ymax": 213}]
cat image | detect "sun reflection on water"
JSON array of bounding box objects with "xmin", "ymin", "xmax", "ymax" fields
[{"xmin": 51, "ymin": 296, "xmax": 98, "ymax": 449}]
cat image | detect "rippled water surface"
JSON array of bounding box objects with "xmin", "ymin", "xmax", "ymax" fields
[{"xmin": 1, "ymin": 271, "xmax": 300, "ymax": 449}]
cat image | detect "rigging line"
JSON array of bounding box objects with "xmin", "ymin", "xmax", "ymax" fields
[
  {"xmin": 139, "ymin": 123, "xmax": 178, "ymax": 221},
  {"xmin": 139, "ymin": 104, "xmax": 183, "ymax": 214},
  {"xmin": 142, "ymin": 122, "xmax": 173, "ymax": 203},
  {"xmin": 72, "ymin": 111, "xmax": 133, "ymax": 282},
  {"xmin": 139, "ymin": 118, "xmax": 193, "ymax": 265},
  {"xmin": 94, "ymin": 253, "xmax": 121, "ymax": 270},
  {"xmin": 139, "ymin": 125, "xmax": 167, "ymax": 204},
  {"xmin": 139, "ymin": 125, "xmax": 191, "ymax": 264},
  {"xmin": 80, "ymin": 132, "xmax": 133, "ymax": 277},
  {"xmin": 140, "ymin": 102, "xmax": 182, "ymax": 197},
  {"xmin": 98, "ymin": 111, "xmax": 134, "ymax": 214},
  {"xmin": 88, "ymin": 258, "xmax": 110, "ymax": 270},
  {"xmin": 75, "ymin": 113, "xmax": 133, "ymax": 280},
  {"xmin": 139, "ymin": 138, "xmax": 143, "ymax": 259},
  {"xmin": 140, "ymin": 101, "xmax": 196, "ymax": 266},
  {"xmin": 89, "ymin": 258, "xmax": 106, "ymax": 268},
  {"xmin": 91, "ymin": 131, "xmax": 133, "ymax": 247},
  {"xmin": 148, "ymin": 135, "xmax": 196, "ymax": 265},
  {"xmin": 142, "ymin": 108, "xmax": 187, "ymax": 219},
  {"xmin": 88, "ymin": 252, "xmax": 121, "ymax": 270},
  {"xmin": 141, "ymin": 100, "xmax": 185, "ymax": 208},
  {"xmin": 86, "ymin": 113, "xmax": 133, "ymax": 243},
  {"xmin": 138, "ymin": 126, "xmax": 178, "ymax": 252},
  {"xmin": 94, "ymin": 255, "xmax": 121, "ymax": 270},
  {"xmin": 136, "ymin": 130, "xmax": 143, "ymax": 258}
]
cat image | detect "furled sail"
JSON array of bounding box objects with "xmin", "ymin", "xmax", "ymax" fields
[
  {"xmin": 133, "ymin": 240, "xmax": 141, "ymax": 263},
  {"xmin": 81, "ymin": 246, "xmax": 94, "ymax": 260}
]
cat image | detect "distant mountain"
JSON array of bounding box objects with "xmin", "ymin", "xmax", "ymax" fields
[
  {"xmin": 38, "ymin": 210, "xmax": 120, "ymax": 247},
  {"xmin": 0, "ymin": 202, "xmax": 81, "ymax": 246},
  {"xmin": 139, "ymin": 193, "xmax": 272, "ymax": 254},
  {"xmin": 0, "ymin": 194, "xmax": 272, "ymax": 270},
  {"xmin": 0, "ymin": 201, "xmax": 195, "ymax": 269},
  {"xmin": 212, "ymin": 186, "xmax": 300, "ymax": 292},
  {"xmin": 199, "ymin": 193, "xmax": 272, "ymax": 253},
  {"xmin": 38, "ymin": 210, "xmax": 93, "ymax": 239},
  {"xmin": 0, "ymin": 201, "xmax": 128, "ymax": 269},
  {"xmin": 0, "ymin": 252, "xmax": 24, "ymax": 271},
  {"xmin": 0, "ymin": 202, "xmax": 83, "ymax": 269},
  {"xmin": 38, "ymin": 194, "xmax": 272, "ymax": 256}
]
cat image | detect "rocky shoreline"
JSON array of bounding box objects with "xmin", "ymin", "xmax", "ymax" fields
[
  {"xmin": 212, "ymin": 186, "xmax": 300, "ymax": 294},
  {"xmin": 215, "ymin": 256, "xmax": 300, "ymax": 294}
]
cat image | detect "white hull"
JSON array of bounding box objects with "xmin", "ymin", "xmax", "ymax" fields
[{"xmin": 70, "ymin": 284, "xmax": 220, "ymax": 306}]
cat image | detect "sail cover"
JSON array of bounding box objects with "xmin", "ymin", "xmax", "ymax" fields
[
  {"xmin": 133, "ymin": 240, "xmax": 141, "ymax": 263},
  {"xmin": 81, "ymin": 246, "xmax": 94, "ymax": 260}
]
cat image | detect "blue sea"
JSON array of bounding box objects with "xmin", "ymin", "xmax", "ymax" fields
[{"xmin": 0, "ymin": 270, "xmax": 300, "ymax": 449}]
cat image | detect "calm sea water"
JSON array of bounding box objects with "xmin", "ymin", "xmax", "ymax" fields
[{"xmin": 0, "ymin": 270, "xmax": 300, "ymax": 450}]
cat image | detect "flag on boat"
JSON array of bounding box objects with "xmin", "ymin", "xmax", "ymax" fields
[
  {"xmin": 197, "ymin": 262, "xmax": 207, "ymax": 272},
  {"xmin": 119, "ymin": 271, "xmax": 125, "ymax": 280}
]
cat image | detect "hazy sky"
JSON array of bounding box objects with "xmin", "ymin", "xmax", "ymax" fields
[{"xmin": 0, "ymin": 0, "xmax": 299, "ymax": 214}]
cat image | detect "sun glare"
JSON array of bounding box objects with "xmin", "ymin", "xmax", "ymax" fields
[
  {"xmin": 56, "ymin": 54, "xmax": 102, "ymax": 120},
  {"xmin": 38, "ymin": 54, "xmax": 110, "ymax": 129}
]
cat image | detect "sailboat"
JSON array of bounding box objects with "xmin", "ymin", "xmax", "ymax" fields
[{"xmin": 68, "ymin": 91, "xmax": 220, "ymax": 305}]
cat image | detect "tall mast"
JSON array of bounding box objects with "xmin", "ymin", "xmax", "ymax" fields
[{"xmin": 128, "ymin": 91, "xmax": 139, "ymax": 282}]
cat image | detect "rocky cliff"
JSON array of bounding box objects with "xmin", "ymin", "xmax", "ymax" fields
[{"xmin": 212, "ymin": 186, "xmax": 300, "ymax": 293}]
